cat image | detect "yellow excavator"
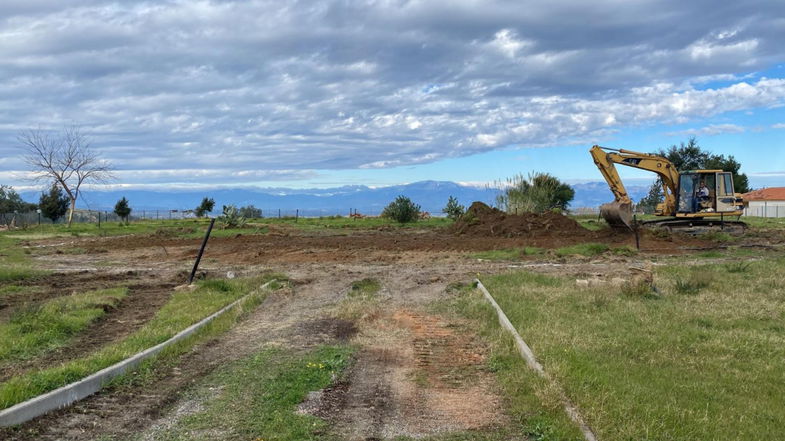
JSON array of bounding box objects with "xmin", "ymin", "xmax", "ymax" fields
[{"xmin": 590, "ymin": 145, "xmax": 746, "ymax": 234}]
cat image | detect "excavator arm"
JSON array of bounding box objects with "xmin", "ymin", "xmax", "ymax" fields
[{"xmin": 590, "ymin": 145, "xmax": 680, "ymax": 229}]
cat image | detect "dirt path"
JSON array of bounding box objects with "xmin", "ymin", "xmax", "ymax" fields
[{"xmin": 2, "ymin": 256, "xmax": 514, "ymax": 441}]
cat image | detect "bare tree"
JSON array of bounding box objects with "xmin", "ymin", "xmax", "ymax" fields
[{"xmin": 20, "ymin": 126, "xmax": 114, "ymax": 227}]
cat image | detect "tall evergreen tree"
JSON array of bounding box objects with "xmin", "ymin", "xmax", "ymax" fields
[
  {"xmin": 114, "ymin": 197, "xmax": 132, "ymax": 223},
  {"xmin": 39, "ymin": 183, "xmax": 69, "ymax": 222}
]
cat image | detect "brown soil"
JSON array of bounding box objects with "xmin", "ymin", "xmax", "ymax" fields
[
  {"xmin": 451, "ymin": 202, "xmax": 588, "ymax": 238},
  {"xmin": 308, "ymin": 309, "xmax": 505, "ymax": 441},
  {"xmin": 0, "ymin": 217, "xmax": 748, "ymax": 441}
]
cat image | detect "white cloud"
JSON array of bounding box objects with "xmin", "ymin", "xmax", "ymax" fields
[
  {"xmin": 665, "ymin": 123, "xmax": 747, "ymax": 137},
  {"xmin": 773, "ymin": 123, "xmax": 785, "ymax": 129},
  {"xmin": 0, "ymin": 0, "xmax": 784, "ymax": 188}
]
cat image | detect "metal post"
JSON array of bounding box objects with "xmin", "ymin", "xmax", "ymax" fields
[
  {"xmin": 188, "ymin": 218, "xmax": 215, "ymax": 284},
  {"xmin": 98, "ymin": 211, "xmax": 101, "ymax": 228},
  {"xmin": 278, "ymin": 209, "xmax": 281, "ymax": 218},
  {"xmin": 296, "ymin": 209, "xmax": 299, "ymax": 222},
  {"xmin": 720, "ymin": 213, "xmax": 724, "ymax": 230}
]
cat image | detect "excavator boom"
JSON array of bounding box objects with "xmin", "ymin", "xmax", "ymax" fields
[{"xmin": 590, "ymin": 145, "xmax": 680, "ymax": 229}]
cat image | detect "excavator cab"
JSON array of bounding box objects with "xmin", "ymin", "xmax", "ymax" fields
[{"xmin": 677, "ymin": 171, "xmax": 738, "ymax": 215}]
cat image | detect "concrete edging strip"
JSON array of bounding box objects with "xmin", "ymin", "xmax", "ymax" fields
[
  {"xmin": 474, "ymin": 278, "xmax": 598, "ymax": 441},
  {"xmin": 0, "ymin": 279, "xmax": 276, "ymax": 427}
]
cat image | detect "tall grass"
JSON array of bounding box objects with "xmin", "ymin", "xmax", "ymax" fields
[
  {"xmin": 478, "ymin": 259, "xmax": 785, "ymax": 440},
  {"xmin": 0, "ymin": 275, "xmax": 282, "ymax": 409},
  {"xmin": 0, "ymin": 287, "xmax": 127, "ymax": 363}
]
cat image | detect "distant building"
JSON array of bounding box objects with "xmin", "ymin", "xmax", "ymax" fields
[{"xmin": 742, "ymin": 187, "xmax": 785, "ymax": 218}]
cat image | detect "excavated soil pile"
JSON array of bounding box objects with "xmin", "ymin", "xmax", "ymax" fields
[{"xmin": 451, "ymin": 202, "xmax": 588, "ymax": 237}]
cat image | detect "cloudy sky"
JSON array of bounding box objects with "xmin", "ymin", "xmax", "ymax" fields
[{"xmin": 1, "ymin": 0, "xmax": 784, "ymax": 191}]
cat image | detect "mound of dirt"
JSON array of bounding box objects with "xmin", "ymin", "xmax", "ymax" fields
[{"xmin": 450, "ymin": 202, "xmax": 588, "ymax": 237}]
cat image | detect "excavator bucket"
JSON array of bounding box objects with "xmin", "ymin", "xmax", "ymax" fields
[{"xmin": 600, "ymin": 201, "xmax": 634, "ymax": 230}]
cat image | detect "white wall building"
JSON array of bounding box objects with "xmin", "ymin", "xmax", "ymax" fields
[{"xmin": 742, "ymin": 188, "xmax": 785, "ymax": 218}]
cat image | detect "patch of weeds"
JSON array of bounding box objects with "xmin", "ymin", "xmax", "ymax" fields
[
  {"xmin": 619, "ymin": 280, "xmax": 658, "ymax": 299},
  {"xmin": 348, "ymin": 278, "xmax": 381, "ymax": 298},
  {"xmin": 649, "ymin": 227, "xmax": 672, "ymax": 239},
  {"xmin": 524, "ymin": 246, "xmax": 544, "ymax": 255},
  {"xmin": 724, "ymin": 261, "xmax": 752, "ymax": 273},
  {"xmin": 446, "ymin": 280, "xmax": 478, "ymax": 294},
  {"xmin": 0, "ymin": 287, "xmax": 128, "ymax": 363},
  {"xmin": 153, "ymin": 345, "xmax": 354, "ymax": 441},
  {"xmin": 699, "ymin": 231, "xmax": 736, "ymax": 243},
  {"xmin": 611, "ymin": 246, "xmax": 638, "ymax": 256},
  {"xmin": 555, "ymin": 243, "xmax": 609, "ymax": 257},
  {"xmin": 697, "ymin": 250, "xmax": 724, "ymax": 258},
  {"xmin": 0, "ymin": 267, "xmax": 47, "ymax": 283},
  {"xmin": 674, "ymin": 269, "xmax": 712, "ymax": 295},
  {"xmin": 0, "ymin": 284, "xmax": 25, "ymax": 297}
]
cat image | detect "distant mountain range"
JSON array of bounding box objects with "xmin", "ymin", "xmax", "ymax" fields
[{"xmin": 18, "ymin": 180, "xmax": 652, "ymax": 216}]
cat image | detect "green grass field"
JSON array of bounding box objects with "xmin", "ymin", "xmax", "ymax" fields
[
  {"xmin": 0, "ymin": 287, "xmax": 127, "ymax": 364},
  {"xmin": 474, "ymin": 258, "xmax": 785, "ymax": 440},
  {"xmin": 0, "ymin": 275, "xmax": 282, "ymax": 409}
]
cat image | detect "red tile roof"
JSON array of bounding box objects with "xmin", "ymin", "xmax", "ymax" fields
[{"xmin": 742, "ymin": 187, "xmax": 785, "ymax": 201}]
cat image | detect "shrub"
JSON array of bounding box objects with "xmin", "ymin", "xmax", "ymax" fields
[
  {"xmin": 381, "ymin": 195, "xmax": 421, "ymax": 223},
  {"xmin": 442, "ymin": 196, "xmax": 465, "ymax": 220},
  {"xmin": 218, "ymin": 204, "xmax": 246, "ymax": 228},
  {"xmin": 674, "ymin": 269, "xmax": 712, "ymax": 295},
  {"xmin": 495, "ymin": 172, "xmax": 574, "ymax": 213}
]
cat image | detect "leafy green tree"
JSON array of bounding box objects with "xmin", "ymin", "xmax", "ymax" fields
[
  {"xmin": 442, "ymin": 196, "xmax": 465, "ymax": 220},
  {"xmin": 114, "ymin": 197, "xmax": 132, "ymax": 223},
  {"xmin": 238, "ymin": 205, "xmax": 262, "ymax": 218},
  {"xmin": 195, "ymin": 197, "xmax": 215, "ymax": 217},
  {"xmin": 0, "ymin": 185, "xmax": 36, "ymax": 213},
  {"xmin": 381, "ymin": 195, "xmax": 421, "ymax": 223},
  {"xmin": 637, "ymin": 183, "xmax": 663, "ymax": 214},
  {"xmin": 495, "ymin": 172, "xmax": 574, "ymax": 213},
  {"xmin": 39, "ymin": 183, "xmax": 69, "ymax": 222}
]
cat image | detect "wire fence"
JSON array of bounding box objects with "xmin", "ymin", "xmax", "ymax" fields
[
  {"xmin": 0, "ymin": 207, "xmax": 400, "ymax": 228},
  {"xmin": 5, "ymin": 202, "xmax": 780, "ymax": 228}
]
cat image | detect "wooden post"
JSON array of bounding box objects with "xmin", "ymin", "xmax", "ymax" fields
[{"xmin": 188, "ymin": 218, "xmax": 215, "ymax": 285}]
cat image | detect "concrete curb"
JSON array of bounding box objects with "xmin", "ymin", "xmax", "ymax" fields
[
  {"xmin": 0, "ymin": 279, "xmax": 276, "ymax": 427},
  {"xmin": 474, "ymin": 278, "xmax": 598, "ymax": 441}
]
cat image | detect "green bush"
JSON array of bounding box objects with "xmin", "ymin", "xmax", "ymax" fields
[
  {"xmin": 218, "ymin": 204, "xmax": 246, "ymax": 228},
  {"xmin": 381, "ymin": 195, "xmax": 421, "ymax": 223},
  {"xmin": 442, "ymin": 195, "xmax": 465, "ymax": 220}
]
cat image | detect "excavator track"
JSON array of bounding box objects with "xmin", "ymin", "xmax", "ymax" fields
[{"xmin": 640, "ymin": 218, "xmax": 747, "ymax": 236}]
